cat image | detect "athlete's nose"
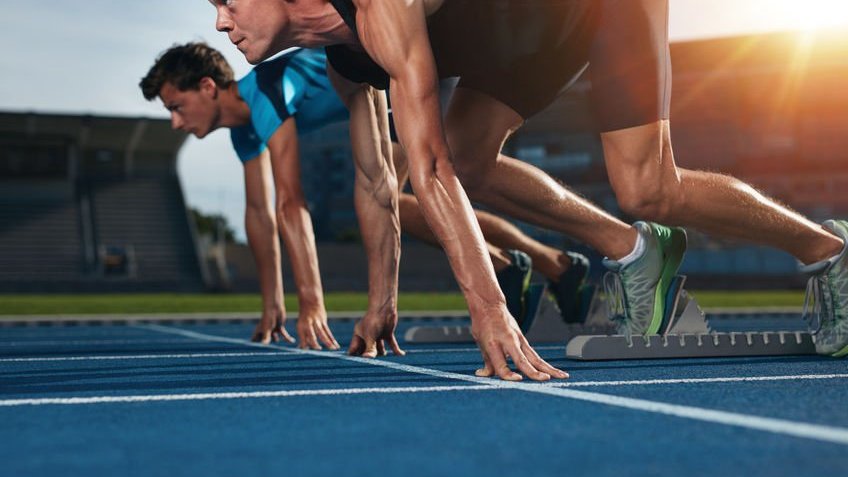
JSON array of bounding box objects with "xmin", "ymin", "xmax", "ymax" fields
[
  {"xmin": 170, "ymin": 113, "xmax": 184, "ymax": 131},
  {"xmin": 215, "ymin": 7, "xmax": 233, "ymax": 32}
]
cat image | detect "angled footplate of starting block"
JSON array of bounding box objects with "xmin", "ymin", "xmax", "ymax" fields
[
  {"xmin": 404, "ymin": 283, "xmax": 614, "ymax": 344},
  {"xmin": 565, "ymin": 275, "xmax": 817, "ymax": 360}
]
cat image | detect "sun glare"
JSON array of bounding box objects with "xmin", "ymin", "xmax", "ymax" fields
[{"xmin": 767, "ymin": 0, "xmax": 848, "ymax": 32}]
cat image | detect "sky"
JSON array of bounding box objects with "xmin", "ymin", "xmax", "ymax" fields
[{"xmin": 2, "ymin": 0, "xmax": 847, "ymax": 241}]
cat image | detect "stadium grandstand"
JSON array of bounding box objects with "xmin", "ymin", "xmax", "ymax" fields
[{"xmin": 0, "ymin": 112, "xmax": 207, "ymax": 292}]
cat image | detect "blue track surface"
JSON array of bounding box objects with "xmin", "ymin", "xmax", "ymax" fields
[{"xmin": 1, "ymin": 317, "xmax": 846, "ymax": 477}]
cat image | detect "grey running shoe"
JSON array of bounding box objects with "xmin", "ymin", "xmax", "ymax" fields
[
  {"xmin": 496, "ymin": 250, "xmax": 533, "ymax": 327},
  {"xmin": 603, "ymin": 222, "xmax": 687, "ymax": 337},
  {"xmin": 547, "ymin": 252, "xmax": 591, "ymax": 323},
  {"xmin": 800, "ymin": 220, "xmax": 848, "ymax": 357}
]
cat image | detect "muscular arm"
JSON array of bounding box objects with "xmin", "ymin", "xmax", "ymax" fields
[
  {"xmin": 353, "ymin": 0, "xmax": 502, "ymax": 317},
  {"xmin": 329, "ymin": 64, "xmax": 404, "ymax": 357},
  {"xmin": 347, "ymin": 0, "xmax": 565, "ymax": 380},
  {"xmin": 243, "ymin": 151, "xmax": 294, "ymax": 343},
  {"xmin": 266, "ymin": 118, "xmax": 339, "ymax": 350}
]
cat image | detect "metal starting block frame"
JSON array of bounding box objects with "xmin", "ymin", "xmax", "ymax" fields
[
  {"xmin": 405, "ymin": 275, "xmax": 818, "ymax": 361},
  {"xmin": 565, "ymin": 275, "xmax": 818, "ymax": 360}
]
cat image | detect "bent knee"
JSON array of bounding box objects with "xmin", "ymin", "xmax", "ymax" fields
[
  {"xmin": 453, "ymin": 156, "xmax": 497, "ymax": 197},
  {"xmin": 615, "ymin": 187, "xmax": 678, "ymax": 223}
]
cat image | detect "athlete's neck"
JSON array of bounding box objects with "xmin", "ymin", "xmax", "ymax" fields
[
  {"xmin": 218, "ymin": 84, "xmax": 252, "ymax": 129},
  {"xmin": 279, "ymin": 1, "xmax": 358, "ymax": 48}
]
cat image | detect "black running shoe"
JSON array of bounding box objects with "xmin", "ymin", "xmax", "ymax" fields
[
  {"xmin": 496, "ymin": 250, "xmax": 533, "ymax": 326},
  {"xmin": 547, "ymin": 251, "xmax": 591, "ymax": 323}
]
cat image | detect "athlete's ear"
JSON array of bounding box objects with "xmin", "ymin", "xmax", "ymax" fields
[{"xmin": 198, "ymin": 77, "xmax": 219, "ymax": 98}]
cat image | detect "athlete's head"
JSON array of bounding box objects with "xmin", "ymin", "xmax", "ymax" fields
[
  {"xmin": 140, "ymin": 42, "xmax": 235, "ymax": 138},
  {"xmin": 210, "ymin": 0, "xmax": 293, "ymax": 64},
  {"xmin": 209, "ymin": 0, "xmax": 344, "ymax": 64}
]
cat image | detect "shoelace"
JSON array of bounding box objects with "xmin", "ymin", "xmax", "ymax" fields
[{"xmin": 802, "ymin": 274, "xmax": 825, "ymax": 335}]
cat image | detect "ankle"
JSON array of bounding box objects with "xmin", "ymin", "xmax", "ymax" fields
[{"xmin": 803, "ymin": 233, "xmax": 845, "ymax": 266}]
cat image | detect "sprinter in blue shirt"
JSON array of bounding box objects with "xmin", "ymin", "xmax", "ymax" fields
[{"xmin": 140, "ymin": 43, "xmax": 589, "ymax": 355}]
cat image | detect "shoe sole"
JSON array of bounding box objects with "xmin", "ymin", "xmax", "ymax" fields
[
  {"xmin": 554, "ymin": 264, "xmax": 591, "ymax": 324},
  {"xmin": 520, "ymin": 284, "xmax": 546, "ymax": 333},
  {"xmin": 646, "ymin": 226, "xmax": 687, "ymax": 335}
]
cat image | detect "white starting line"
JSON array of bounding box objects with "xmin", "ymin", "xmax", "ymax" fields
[
  {"xmin": 0, "ymin": 384, "xmax": 495, "ymax": 407},
  {"xmin": 0, "ymin": 346, "xmax": 561, "ymax": 362}
]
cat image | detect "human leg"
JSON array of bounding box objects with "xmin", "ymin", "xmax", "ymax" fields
[
  {"xmin": 601, "ymin": 120, "xmax": 844, "ymax": 266},
  {"xmin": 444, "ymin": 87, "xmax": 637, "ymax": 261}
]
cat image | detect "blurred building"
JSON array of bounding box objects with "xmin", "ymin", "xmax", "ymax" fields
[{"xmin": 0, "ymin": 112, "xmax": 206, "ymax": 292}]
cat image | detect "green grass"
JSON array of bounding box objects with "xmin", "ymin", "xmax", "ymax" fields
[
  {"xmin": 0, "ymin": 292, "xmax": 468, "ymax": 316},
  {"xmin": 0, "ymin": 290, "xmax": 804, "ymax": 316},
  {"xmin": 684, "ymin": 290, "xmax": 804, "ymax": 308}
]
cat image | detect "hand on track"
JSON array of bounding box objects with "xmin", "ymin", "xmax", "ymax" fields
[
  {"xmin": 251, "ymin": 308, "xmax": 296, "ymax": 345},
  {"xmin": 471, "ymin": 306, "xmax": 569, "ymax": 382},
  {"xmin": 296, "ymin": 306, "xmax": 340, "ymax": 350},
  {"xmin": 348, "ymin": 312, "xmax": 405, "ymax": 358}
]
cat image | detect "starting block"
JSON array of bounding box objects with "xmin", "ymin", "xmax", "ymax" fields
[
  {"xmin": 405, "ymin": 274, "xmax": 819, "ymax": 361},
  {"xmin": 403, "ymin": 283, "xmax": 614, "ymax": 344},
  {"xmin": 565, "ymin": 275, "xmax": 818, "ymax": 360}
]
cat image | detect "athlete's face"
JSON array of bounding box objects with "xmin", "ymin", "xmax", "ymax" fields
[
  {"xmin": 159, "ymin": 79, "xmax": 221, "ymax": 139},
  {"xmin": 210, "ymin": 0, "xmax": 290, "ymax": 64}
]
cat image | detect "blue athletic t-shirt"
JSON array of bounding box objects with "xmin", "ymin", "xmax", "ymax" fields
[{"xmin": 230, "ymin": 48, "xmax": 350, "ymax": 163}]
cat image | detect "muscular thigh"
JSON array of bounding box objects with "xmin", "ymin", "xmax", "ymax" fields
[{"xmin": 589, "ymin": 0, "xmax": 672, "ymax": 133}]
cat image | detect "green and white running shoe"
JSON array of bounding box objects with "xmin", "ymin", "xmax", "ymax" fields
[
  {"xmin": 800, "ymin": 219, "xmax": 848, "ymax": 357},
  {"xmin": 603, "ymin": 222, "xmax": 687, "ymax": 337}
]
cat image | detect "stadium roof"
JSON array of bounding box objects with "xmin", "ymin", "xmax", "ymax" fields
[{"xmin": 0, "ymin": 111, "xmax": 187, "ymax": 156}]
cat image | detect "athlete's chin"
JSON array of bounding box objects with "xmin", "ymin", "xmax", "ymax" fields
[{"xmin": 241, "ymin": 43, "xmax": 274, "ymax": 65}]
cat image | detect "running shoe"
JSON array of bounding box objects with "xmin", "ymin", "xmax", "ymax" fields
[
  {"xmin": 800, "ymin": 219, "xmax": 848, "ymax": 357},
  {"xmin": 603, "ymin": 222, "xmax": 687, "ymax": 337},
  {"xmin": 547, "ymin": 251, "xmax": 591, "ymax": 323},
  {"xmin": 496, "ymin": 249, "xmax": 533, "ymax": 327}
]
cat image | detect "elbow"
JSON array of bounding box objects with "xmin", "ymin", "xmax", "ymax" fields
[
  {"xmin": 407, "ymin": 150, "xmax": 457, "ymax": 195},
  {"xmin": 359, "ymin": 171, "xmax": 399, "ymax": 211},
  {"xmin": 244, "ymin": 204, "xmax": 276, "ymax": 235},
  {"xmin": 376, "ymin": 173, "xmax": 399, "ymax": 210},
  {"xmin": 274, "ymin": 194, "xmax": 308, "ymax": 222}
]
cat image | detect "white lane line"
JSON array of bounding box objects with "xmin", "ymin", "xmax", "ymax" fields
[
  {"xmin": 135, "ymin": 324, "xmax": 274, "ymax": 349},
  {"xmin": 0, "ymin": 339, "xmax": 196, "ymax": 347},
  {"xmin": 0, "ymin": 351, "xmax": 288, "ymax": 363},
  {"xmin": 140, "ymin": 324, "xmax": 848, "ymax": 446},
  {"xmin": 0, "ymin": 385, "xmax": 495, "ymax": 407},
  {"xmin": 553, "ymin": 374, "xmax": 848, "ymax": 388}
]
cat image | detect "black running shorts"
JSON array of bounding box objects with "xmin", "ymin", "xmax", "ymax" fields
[{"xmin": 326, "ymin": 0, "xmax": 671, "ymax": 132}]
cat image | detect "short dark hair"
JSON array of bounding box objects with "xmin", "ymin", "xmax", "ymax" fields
[{"xmin": 140, "ymin": 42, "xmax": 235, "ymax": 100}]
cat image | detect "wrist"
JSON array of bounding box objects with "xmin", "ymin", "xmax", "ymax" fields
[
  {"xmin": 366, "ymin": 296, "xmax": 398, "ymax": 320},
  {"xmin": 297, "ymin": 291, "xmax": 325, "ymax": 312},
  {"xmin": 467, "ymin": 297, "xmax": 507, "ymax": 320},
  {"xmin": 261, "ymin": 294, "xmax": 284, "ymax": 313}
]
